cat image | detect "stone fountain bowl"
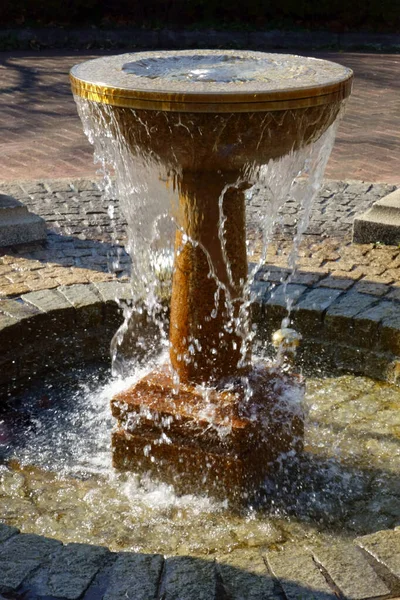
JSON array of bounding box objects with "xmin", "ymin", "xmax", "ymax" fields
[{"xmin": 70, "ymin": 50, "xmax": 353, "ymax": 172}]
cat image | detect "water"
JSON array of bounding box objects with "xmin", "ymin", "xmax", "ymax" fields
[
  {"xmin": 75, "ymin": 95, "xmax": 341, "ymax": 377},
  {"xmin": 1, "ymin": 367, "xmax": 399, "ymax": 554}
]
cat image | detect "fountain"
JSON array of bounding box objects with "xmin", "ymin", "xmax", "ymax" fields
[{"xmin": 70, "ymin": 50, "xmax": 352, "ymax": 505}]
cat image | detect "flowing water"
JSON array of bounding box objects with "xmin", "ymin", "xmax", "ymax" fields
[{"xmin": 75, "ymin": 96, "xmax": 341, "ymax": 377}]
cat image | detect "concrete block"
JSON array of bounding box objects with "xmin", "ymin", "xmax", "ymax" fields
[
  {"xmin": 0, "ymin": 194, "xmax": 46, "ymax": 247},
  {"xmin": 353, "ymin": 188, "xmax": 400, "ymax": 245}
]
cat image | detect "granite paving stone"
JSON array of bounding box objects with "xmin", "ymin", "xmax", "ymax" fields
[
  {"xmin": 0, "ymin": 558, "xmax": 42, "ymax": 594},
  {"xmin": 265, "ymin": 548, "xmax": 335, "ymax": 600},
  {"xmin": 161, "ymin": 556, "xmax": 218, "ymax": 600},
  {"xmin": 103, "ymin": 552, "xmax": 164, "ymax": 600},
  {"xmin": 41, "ymin": 543, "xmax": 110, "ymax": 600},
  {"xmin": 0, "ymin": 524, "xmax": 19, "ymax": 544},
  {"xmin": 94, "ymin": 281, "xmax": 133, "ymax": 303},
  {"xmin": 0, "ymin": 532, "xmax": 61, "ymax": 562},
  {"xmin": 379, "ymin": 315, "xmax": 400, "ymax": 356},
  {"xmin": 216, "ymin": 549, "xmax": 277, "ymax": 600},
  {"xmin": 311, "ymin": 543, "xmax": 390, "ymax": 600},
  {"xmin": 21, "ymin": 288, "xmax": 74, "ymax": 312},
  {"xmin": 353, "ymin": 300, "xmax": 400, "ymax": 349},
  {"xmin": 0, "ymin": 298, "xmax": 42, "ymax": 320},
  {"xmin": 356, "ymin": 529, "xmax": 400, "ymax": 584},
  {"xmin": 266, "ymin": 283, "xmax": 308, "ymax": 308}
]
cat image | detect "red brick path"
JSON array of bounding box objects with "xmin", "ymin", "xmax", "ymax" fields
[{"xmin": 0, "ymin": 50, "xmax": 399, "ymax": 183}]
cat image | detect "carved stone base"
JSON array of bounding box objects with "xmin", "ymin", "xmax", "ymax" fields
[{"xmin": 111, "ymin": 365, "xmax": 304, "ymax": 506}]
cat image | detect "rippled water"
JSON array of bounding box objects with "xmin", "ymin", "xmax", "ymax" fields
[{"xmin": 1, "ymin": 366, "xmax": 399, "ymax": 555}]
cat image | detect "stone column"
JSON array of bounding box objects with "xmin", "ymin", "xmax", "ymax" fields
[{"xmin": 169, "ymin": 170, "xmax": 249, "ymax": 384}]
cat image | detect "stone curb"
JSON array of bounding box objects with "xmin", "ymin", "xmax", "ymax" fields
[
  {"xmin": 0, "ymin": 27, "xmax": 399, "ymax": 51},
  {"xmin": 0, "ymin": 277, "xmax": 399, "ymax": 390},
  {"xmin": 0, "ymin": 281, "xmax": 129, "ymax": 389},
  {"xmin": 353, "ymin": 188, "xmax": 400, "ymax": 246},
  {"xmin": 0, "ymin": 522, "xmax": 399, "ymax": 599},
  {"xmin": 252, "ymin": 277, "xmax": 400, "ymax": 383}
]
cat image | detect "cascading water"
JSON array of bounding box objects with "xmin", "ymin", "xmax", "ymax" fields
[{"xmin": 74, "ymin": 95, "xmax": 341, "ymax": 378}]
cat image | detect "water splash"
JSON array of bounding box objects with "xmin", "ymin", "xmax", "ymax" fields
[{"xmin": 75, "ymin": 96, "xmax": 340, "ymax": 379}]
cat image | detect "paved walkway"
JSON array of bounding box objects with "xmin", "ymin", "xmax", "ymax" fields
[{"xmin": 0, "ymin": 51, "xmax": 399, "ymax": 183}]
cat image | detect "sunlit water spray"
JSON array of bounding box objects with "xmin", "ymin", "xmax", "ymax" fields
[{"xmin": 75, "ymin": 96, "xmax": 340, "ymax": 379}]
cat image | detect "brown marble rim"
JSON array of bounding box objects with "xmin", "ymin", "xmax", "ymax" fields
[{"xmin": 70, "ymin": 72, "xmax": 353, "ymax": 113}]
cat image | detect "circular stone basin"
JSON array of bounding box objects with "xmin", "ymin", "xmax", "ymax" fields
[{"xmin": 1, "ymin": 366, "xmax": 399, "ymax": 554}]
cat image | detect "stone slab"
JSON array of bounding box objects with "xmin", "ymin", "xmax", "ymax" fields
[
  {"xmin": 265, "ymin": 548, "xmax": 334, "ymax": 600},
  {"xmin": 0, "ymin": 533, "xmax": 61, "ymax": 562},
  {"xmin": 266, "ymin": 283, "xmax": 308, "ymax": 309},
  {"xmin": 291, "ymin": 287, "xmax": 343, "ymax": 336},
  {"xmin": 0, "ymin": 194, "xmax": 46, "ymax": 247},
  {"xmin": 94, "ymin": 281, "xmax": 133, "ymax": 303},
  {"xmin": 216, "ymin": 549, "xmax": 277, "ymax": 599},
  {"xmin": 58, "ymin": 283, "xmax": 103, "ymax": 327},
  {"xmin": 0, "ymin": 298, "xmax": 42, "ymax": 320},
  {"xmin": 22, "ymin": 288, "xmax": 74, "ymax": 312},
  {"xmin": 379, "ymin": 314, "xmax": 400, "ymax": 355},
  {"xmin": 311, "ymin": 543, "xmax": 390, "ymax": 599},
  {"xmin": 0, "ymin": 533, "xmax": 61, "ymax": 594},
  {"xmin": 43, "ymin": 543, "xmax": 110, "ymax": 600},
  {"xmin": 353, "ymin": 188, "xmax": 400, "ymax": 245},
  {"xmin": 353, "ymin": 300, "xmax": 400, "ymax": 349},
  {"xmin": 0, "ymin": 524, "xmax": 19, "ymax": 544},
  {"xmin": 58, "ymin": 283, "xmax": 102, "ymax": 309},
  {"xmin": 103, "ymin": 552, "xmax": 164, "ymax": 600},
  {"xmin": 0, "ymin": 558, "xmax": 41, "ymax": 594},
  {"xmin": 356, "ymin": 529, "xmax": 400, "ymax": 581},
  {"xmin": 161, "ymin": 556, "xmax": 218, "ymax": 600},
  {"xmin": 324, "ymin": 292, "xmax": 378, "ymax": 344}
]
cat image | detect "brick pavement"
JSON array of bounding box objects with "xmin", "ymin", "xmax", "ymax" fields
[{"xmin": 0, "ymin": 51, "xmax": 399, "ymax": 183}]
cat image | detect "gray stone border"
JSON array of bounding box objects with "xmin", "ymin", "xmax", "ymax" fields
[
  {"xmin": 0, "ymin": 281, "xmax": 129, "ymax": 391},
  {"xmin": 0, "ymin": 278, "xmax": 399, "ymax": 392},
  {"xmin": 252, "ymin": 276, "xmax": 400, "ymax": 383},
  {"xmin": 0, "ymin": 522, "xmax": 399, "ymax": 599},
  {"xmin": 0, "ymin": 27, "xmax": 399, "ymax": 52}
]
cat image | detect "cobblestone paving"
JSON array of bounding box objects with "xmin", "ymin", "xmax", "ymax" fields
[
  {"xmin": 0, "ymin": 178, "xmax": 398, "ymax": 301},
  {"xmin": 0, "ymin": 523, "xmax": 399, "ymax": 599},
  {"xmin": 0, "ymin": 51, "xmax": 399, "ymax": 184}
]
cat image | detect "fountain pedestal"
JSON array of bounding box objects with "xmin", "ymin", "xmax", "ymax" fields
[
  {"xmin": 71, "ymin": 50, "xmax": 352, "ymax": 504},
  {"xmin": 111, "ymin": 365, "xmax": 304, "ymax": 504}
]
